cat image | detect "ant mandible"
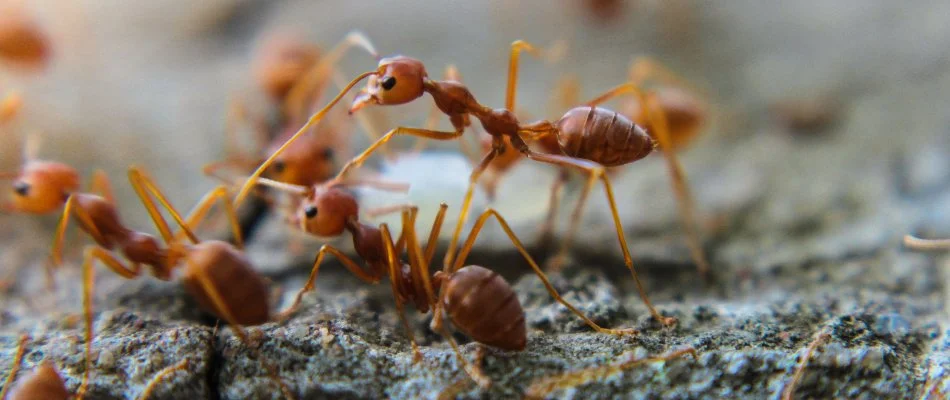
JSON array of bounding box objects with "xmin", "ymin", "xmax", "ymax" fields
[
  {"xmin": 51, "ymin": 167, "xmax": 295, "ymax": 399},
  {"xmin": 0, "ymin": 334, "xmax": 189, "ymax": 400},
  {"xmin": 234, "ymin": 36, "xmax": 691, "ymax": 324},
  {"xmin": 252, "ymin": 176, "xmax": 647, "ymax": 388}
]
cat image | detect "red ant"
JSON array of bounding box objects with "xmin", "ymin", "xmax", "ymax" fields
[
  {"xmin": 250, "ymin": 176, "xmax": 642, "ymax": 388},
  {"xmin": 0, "ymin": 334, "xmax": 189, "ymax": 400},
  {"xmin": 234, "ymin": 36, "xmax": 702, "ymax": 322},
  {"xmin": 0, "ymin": 1, "xmax": 51, "ymax": 71},
  {"xmin": 50, "ymin": 167, "xmax": 295, "ymax": 399}
]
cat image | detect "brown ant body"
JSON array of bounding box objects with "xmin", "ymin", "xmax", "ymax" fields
[
  {"xmin": 0, "ymin": 334, "xmax": 188, "ymax": 400},
  {"xmin": 0, "ymin": 2, "xmax": 51, "ymax": 71},
  {"xmin": 51, "ymin": 167, "xmax": 294, "ymax": 399},
  {"xmin": 251, "ymin": 176, "xmax": 639, "ymax": 387},
  {"xmin": 235, "ymin": 36, "xmax": 703, "ymax": 321}
]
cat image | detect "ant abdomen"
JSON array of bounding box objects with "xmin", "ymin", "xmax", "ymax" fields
[
  {"xmin": 555, "ymin": 106, "xmax": 655, "ymax": 167},
  {"xmin": 182, "ymin": 241, "xmax": 270, "ymax": 325},
  {"xmin": 6, "ymin": 362, "xmax": 69, "ymax": 400},
  {"xmin": 440, "ymin": 265, "xmax": 526, "ymax": 351}
]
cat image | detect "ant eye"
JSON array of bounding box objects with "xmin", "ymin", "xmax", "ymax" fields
[
  {"xmin": 13, "ymin": 181, "xmax": 29, "ymax": 196},
  {"xmin": 381, "ymin": 76, "xmax": 396, "ymax": 90},
  {"xmin": 273, "ymin": 160, "xmax": 286, "ymax": 173},
  {"xmin": 304, "ymin": 205, "xmax": 318, "ymax": 219},
  {"xmin": 322, "ymin": 148, "xmax": 334, "ymax": 160}
]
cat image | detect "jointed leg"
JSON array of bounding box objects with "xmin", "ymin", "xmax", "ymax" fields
[
  {"xmin": 127, "ymin": 167, "xmax": 199, "ymax": 245},
  {"xmin": 0, "ymin": 333, "xmax": 28, "ymax": 400},
  {"xmin": 586, "ymin": 82, "xmax": 710, "ymax": 277},
  {"xmin": 333, "ymin": 126, "xmax": 464, "ymax": 181},
  {"xmin": 524, "ymin": 347, "xmax": 696, "ymax": 400},
  {"xmin": 172, "ymin": 186, "xmax": 244, "ymax": 249},
  {"xmin": 52, "ymin": 194, "xmax": 107, "ymax": 266},
  {"xmin": 378, "ymin": 223, "xmax": 422, "ymax": 363},
  {"xmin": 89, "ymin": 169, "xmax": 114, "ymax": 204},
  {"xmin": 442, "ymin": 149, "xmax": 498, "ymax": 272},
  {"xmin": 423, "ymin": 203, "xmax": 449, "ymax": 266},
  {"xmin": 137, "ymin": 359, "xmax": 189, "ymax": 400},
  {"xmin": 505, "ymin": 40, "xmax": 567, "ymax": 112},
  {"xmin": 782, "ymin": 330, "xmax": 831, "ymax": 400},
  {"xmin": 331, "ymin": 70, "xmax": 391, "ymax": 160},
  {"xmin": 905, "ymin": 235, "xmax": 950, "ymax": 251},
  {"xmin": 536, "ymin": 168, "xmax": 569, "ymax": 250},
  {"xmin": 0, "ymin": 90, "xmax": 22, "ymax": 125},
  {"xmin": 518, "ymin": 148, "xmax": 676, "ymax": 326},
  {"xmin": 189, "ymin": 264, "xmax": 296, "ymax": 400},
  {"xmin": 453, "ymin": 208, "xmax": 636, "ymax": 336},
  {"xmin": 276, "ymin": 244, "xmax": 382, "ymax": 321}
]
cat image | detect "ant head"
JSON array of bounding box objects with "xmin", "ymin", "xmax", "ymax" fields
[
  {"xmin": 296, "ymin": 185, "xmax": 359, "ymax": 237},
  {"xmin": 8, "ymin": 161, "xmax": 79, "ymax": 214},
  {"xmin": 350, "ymin": 56, "xmax": 428, "ymax": 113},
  {"xmin": 0, "ymin": 5, "xmax": 52, "ymax": 70},
  {"xmin": 265, "ymin": 131, "xmax": 337, "ymax": 186},
  {"xmin": 253, "ymin": 32, "xmax": 319, "ymax": 101}
]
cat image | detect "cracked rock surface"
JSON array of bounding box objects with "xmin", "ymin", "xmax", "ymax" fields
[{"xmin": 2, "ymin": 0, "xmax": 950, "ymax": 399}]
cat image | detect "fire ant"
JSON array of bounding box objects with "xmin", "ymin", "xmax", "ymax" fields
[
  {"xmin": 250, "ymin": 176, "xmax": 643, "ymax": 388},
  {"xmin": 0, "ymin": 1, "xmax": 51, "ymax": 71},
  {"xmin": 51, "ymin": 167, "xmax": 295, "ymax": 399},
  {"xmin": 0, "ymin": 334, "xmax": 189, "ymax": 400},
  {"xmin": 234, "ymin": 36, "xmax": 700, "ymax": 322}
]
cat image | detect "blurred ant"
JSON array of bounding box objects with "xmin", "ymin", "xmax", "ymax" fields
[
  {"xmin": 51, "ymin": 167, "xmax": 295, "ymax": 399},
  {"xmin": 904, "ymin": 235, "xmax": 950, "ymax": 251},
  {"xmin": 523, "ymin": 346, "xmax": 697, "ymax": 399},
  {"xmin": 234, "ymin": 36, "xmax": 701, "ymax": 320},
  {"xmin": 0, "ymin": 1, "xmax": 51, "ymax": 71},
  {"xmin": 0, "ymin": 334, "xmax": 189, "ymax": 400},
  {"xmin": 252, "ymin": 177, "xmax": 641, "ymax": 388}
]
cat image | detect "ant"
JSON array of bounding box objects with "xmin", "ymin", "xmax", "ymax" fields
[
  {"xmin": 234, "ymin": 36, "xmax": 700, "ymax": 322},
  {"xmin": 0, "ymin": 1, "xmax": 51, "ymax": 71},
  {"xmin": 252, "ymin": 176, "xmax": 643, "ymax": 388},
  {"xmin": 523, "ymin": 346, "xmax": 697, "ymax": 399},
  {"xmin": 0, "ymin": 334, "xmax": 189, "ymax": 400},
  {"xmin": 904, "ymin": 235, "xmax": 950, "ymax": 251},
  {"xmin": 50, "ymin": 167, "xmax": 295, "ymax": 399}
]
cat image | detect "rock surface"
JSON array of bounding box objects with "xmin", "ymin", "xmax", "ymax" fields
[{"xmin": 2, "ymin": 0, "xmax": 950, "ymax": 399}]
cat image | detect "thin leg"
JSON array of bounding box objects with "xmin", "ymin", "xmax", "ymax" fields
[
  {"xmin": 453, "ymin": 208, "xmax": 637, "ymax": 335},
  {"xmin": 628, "ymin": 56, "xmax": 702, "ymax": 97},
  {"xmin": 0, "ymin": 333, "xmax": 28, "ymax": 400},
  {"xmin": 411, "ymin": 65, "xmax": 465, "ymax": 156},
  {"xmin": 51, "ymin": 195, "xmax": 107, "ymax": 266},
  {"xmin": 423, "ymin": 203, "xmax": 449, "ymax": 266},
  {"xmin": 236, "ymin": 70, "xmax": 377, "ymax": 207},
  {"xmin": 905, "ymin": 235, "xmax": 950, "ymax": 251},
  {"xmin": 330, "ymin": 70, "xmax": 391, "ymax": 160},
  {"xmin": 136, "ymin": 359, "xmax": 189, "ymax": 400},
  {"xmin": 442, "ymin": 149, "xmax": 498, "ymax": 272},
  {"xmin": 516, "ymin": 145, "xmax": 676, "ymax": 326},
  {"xmin": 21, "ymin": 131, "xmax": 41, "ymax": 162},
  {"xmin": 172, "ymin": 186, "xmax": 244, "ymax": 249},
  {"xmin": 190, "ymin": 263, "xmax": 296, "ymax": 400},
  {"xmin": 505, "ymin": 40, "xmax": 566, "ymax": 112},
  {"xmin": 276, "ymin": 244, "xmax": 382, "ymax": 321},
  {"xmin": 333, "ymin": 126, "xmax": 465, "ymax": 181},
  {"xmin": 377, "ymin": 223, "xmax": 423, "ymax": 363},
  {"xmin": 524, "ymin": 347, "xmax": 697, "ymax": 400},
  {"xmin": 536, "ymin": 169, "xmax": 569, "ymax": 250},
  {"xmin": 0, "ymin": 90, "xmax": 22, "ymax": 125},
  {"xmin": 88, "ymin": 169, "xmax": 114, "ymax": 204},
  {"xmin": 363, "ymin": 203, "xmax": 416, "ymax": 219},
  {"xmin": 283, "ymin": 31, "xmax": 379, "ymax": 119},
  {"xmin": 127, "ymin": 167, "xmax": 198, "ymax": 245},
  {"xmin": 546, "ymin": 166, "xmax": 597, "ymax": 271},
  {"xmin": 782, "ymin": 331, "xmax": 831, "ymax": 400},
  {"xmin": 584, "ymin": 82, "xmax": 710, "ymax": 277}
]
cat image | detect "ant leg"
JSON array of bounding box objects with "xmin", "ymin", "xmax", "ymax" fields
[
  {"xmin": 536, "ymin": 169, "xmax": 569, "ymax": 250},
  {"xmin": 422, "ymin": 203, "xmax": 449, "ymax": 266},
  {"xmin": 585, "ymin": 82, "xmax": 710, "ymax": 277},
  {"xmin": 236, "ymin": 70, "xmax": 377, "ymax": 207},
  {"xmin": 524, "ymin": 346, "xmax": 696, "ymax": 400},
  {"xmin": 782, "ymin": 331, "xmax": 831, "ymax": 400},
  {"xmin": 51, "ymin": 195, "xmax": 106, "ymax": 266},
  {"xmin": 126, "ymin": 167, "xmax": 198, "ymax": 245},
  {"xmin": 505, "ymin": 39, "xmax": 566, "ymax": 112},
  {"xmin": 0, "ymin": 334, "xmax": 29, "ymax": 400},
  {"xmin": 904, "ymin": 235, "xmax": 950, "ymax": 251},
  {"xmin": 628, "ymin": 56, "xmax": 702, "ymax": 96},
  {"xmin": 411, "ymin": 65, "xmax": 466, "ymax": 157},
  {"xmin": 453, "ymin": 208, "xmax": 637, "ymax": 335},
  {"xmin": 276, "ymin": 244, "xmax": 382, "ymax": 321},
  {"xmin": 333, "ymin": 126, "xmax": 465, "ymax": 181},
  {"xmin": 330, "ymin": 70, "xmax": 392, "ymax": 160},
  {"xmin": 171, "ymin": 186, "xmax": 244, "ymax": 249},
  {"xmin": 136, "ymin": 359, "xmax": 189, "ymax": 400},
  {"xmin": 0, "ymin": 90, "xmax": 22, "ymax": 124},
  {"xmin": 515, "ymin": 144, "xmax": 676, "ymax": 326},
  {"xmin": 378, "ymin": 223, "xmax": 424, "ymax": 363},
  {"xmin": 88, "ymin": 169, "xmax": 114, "ymax": 204},
  {"xmin": 189, "ymin": 268, "xmax": 296, "ymax": 400},
  {"xmin": 77, "ymin": 247, "xmax": 144, "ymax": 399},
  {"xmin": 283, "ymin": 31, "xmax": 379, "ymax": 119},
  {"xmin": 442, "ymin": 149, "xmax": 498, "ymax": 272}
]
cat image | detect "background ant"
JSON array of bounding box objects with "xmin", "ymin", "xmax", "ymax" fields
[
  {"xmin": 0, "ymin": 1, "xmax": 51, "ymax": 71},
  {"xmin": 234, "ymin": 35, "xmax": 695, "ymax": 324},
  {"xmin": 904, "ymin": 234, "xmax": 950, "ymax": 251},
  {"xmin": 252, "ymin": 176, "xmax": 651, "ymax": 388},
  {"xmin": 0, "ymin": 334, "xmax": 189, "ymax": 400},
  {"xmin": 51, "ymin": 166, "xmax": 294, "ymax": 399}
]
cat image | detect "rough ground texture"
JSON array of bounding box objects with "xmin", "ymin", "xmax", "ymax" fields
[{"xmin": 2, "ymin": 0, "xmax": 950, "ymax": 399}]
